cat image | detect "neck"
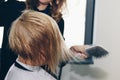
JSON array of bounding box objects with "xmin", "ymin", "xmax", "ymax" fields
[
  {"xmin": 37, "ymin": 4, "xmax": 48, "ymax": 10},
  {"xmin": 18, "ymin": 56, "xmax": 45, "ymax": 66},
  {"xmin": 18, "ymin": 56, "xmax": 33, "ymax": 66}
]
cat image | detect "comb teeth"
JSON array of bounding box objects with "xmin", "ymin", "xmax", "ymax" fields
[{"xmin": 86, "ymin": 46, "xmax": 109, "ymax": 58}]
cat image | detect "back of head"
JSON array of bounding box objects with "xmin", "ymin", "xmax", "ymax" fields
[{"xmin": 9, "ymin": 10, "xmax": 71, "ymax": 73}]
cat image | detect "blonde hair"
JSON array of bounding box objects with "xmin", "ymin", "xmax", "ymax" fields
[{"xmin": 9, "ymin": 10, "xmax": 73, "ymax": 73}]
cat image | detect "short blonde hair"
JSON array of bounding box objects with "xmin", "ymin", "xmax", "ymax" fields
[{"xmin": 9, "ymin": 10, "xmax": 73, "ymax": 73}]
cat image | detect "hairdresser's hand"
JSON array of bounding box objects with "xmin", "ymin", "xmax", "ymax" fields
[{"xmin": 70, "ymin": 45, "xmax": 88, "ymax": 59}]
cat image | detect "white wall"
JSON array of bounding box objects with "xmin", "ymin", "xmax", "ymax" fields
[
  {"xmin": 63, "ymin": 0, "xmax": 86, "ymax": 47},
  {"xmin": 93, "ymin": 0, "xmax": 120, "ymax": 80}
]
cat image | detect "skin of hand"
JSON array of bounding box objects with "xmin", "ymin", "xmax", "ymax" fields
[{"xmin": 70, "ymin": 45, "xmax": 88, "ymax": 59}]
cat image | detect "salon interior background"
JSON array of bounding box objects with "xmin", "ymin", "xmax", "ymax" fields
[{"xmin": 0, "ymin": 0, "xmax": 87, "ymax": 48}]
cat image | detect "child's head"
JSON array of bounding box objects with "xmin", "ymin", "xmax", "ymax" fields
[{"xmin": 9, "ymin": 10, "xmax": 71, "ymax": 73}]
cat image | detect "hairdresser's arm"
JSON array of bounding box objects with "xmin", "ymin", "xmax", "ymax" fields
[{"xmin": 59, "ymin": 45, "xmax": 88, "ymax": 67}]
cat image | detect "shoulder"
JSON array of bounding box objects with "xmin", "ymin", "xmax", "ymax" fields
[
  {"xmin": 5, "ymin": 64, "xmax": 29, "ymax": 80},
  {"xmin": 0, "ymin": 1, "xmax": 25, "ymax": 10},
  {"xmin": 0, "ymin": 1, "xmax": 25, "ymax": 15},
  {"xmin": 14, "ymin": 1, "xmax": 26, "ymax": 9},
  {"xmin": 0, "ymin": 1, "xmax": 25, "ymax": 25}
]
